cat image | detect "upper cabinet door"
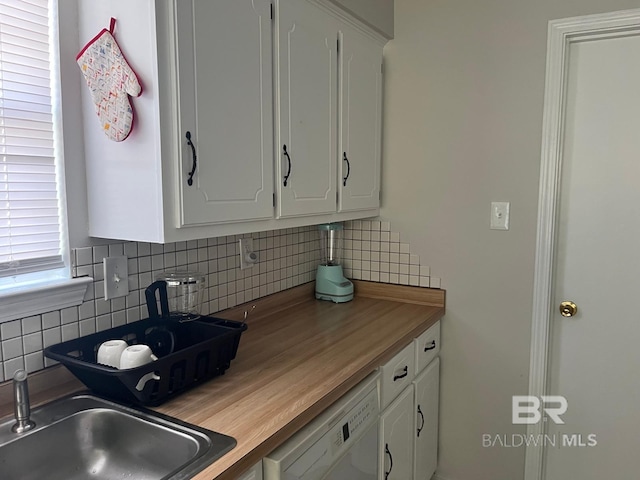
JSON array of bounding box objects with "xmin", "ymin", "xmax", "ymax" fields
[
  {"xmin": 276, "ymin": 0, "xmax": 338, "ymax": 218},
  {"xmin": 338, "ymin": 25, "xmax": 383, "ymax": 212},
  {"xmin": 176, "ymin": 0, "xmax": 274, "ymax": 227}
]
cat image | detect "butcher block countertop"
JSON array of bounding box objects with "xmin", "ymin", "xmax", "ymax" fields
[{"xmin": 0, "ymin": 280, "xmax": 445, "ymax": 480}]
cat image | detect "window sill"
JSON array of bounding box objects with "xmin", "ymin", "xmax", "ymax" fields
[{"xmin": 0, "ymin": 277, "xmax": 93, "ymax": 323}]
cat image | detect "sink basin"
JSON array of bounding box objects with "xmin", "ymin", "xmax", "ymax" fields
[{"xmin": 0, "ymin": 393, "xmax": 235, "ymax": 480}]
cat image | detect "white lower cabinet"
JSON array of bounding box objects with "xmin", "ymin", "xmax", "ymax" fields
[
  {"xmin": 379, "ymin": 321, "xmax": 440, "ymax": 480},
  {"xmin": 380, "ymin": 385, "xmax": 414, "ymax": 480},
  {"xmin": 414, "ymin": 358, "xmax": 439, "ymax": 480},
  {"xmin": 238, "ymin": 460, "xmax": 263, "ymax": 480}
]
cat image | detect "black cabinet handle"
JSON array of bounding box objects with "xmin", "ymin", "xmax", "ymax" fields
[
  {"xmin": 424, "ymin": 340, "xmax": 437, "ymax": 352},
  {"xmin": 342, "ymin": 152, "xmax": 350, "ymax": 186},
  {"xmin": 393, "ymin": 366, "xmax": 408, "ymax": 381},
  {"xmin": 384, "ymin": 443, "xmax": 393, "ymax": 479},
  {"xmin": 186, "ymin": 131, "xmax": 197, "ymax": 186},
  {"xmin": 283, "ymin": 144, "xmax": 292, "ymax": 186},
  {"xmin": 417, "ymin": 404, "xmax": 425, "ymax": 437}
]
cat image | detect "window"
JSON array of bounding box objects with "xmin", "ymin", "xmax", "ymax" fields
[{"xmin": 0, "ymin": 0, "xmax": 90, "ymax": 321}]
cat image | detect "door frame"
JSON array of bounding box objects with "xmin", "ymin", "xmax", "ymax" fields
[{"xmin": 525, "ymin": 8, "xmax": 640, "ymax": 480}]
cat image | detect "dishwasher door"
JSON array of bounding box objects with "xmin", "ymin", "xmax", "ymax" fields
[
  {"xmin": 263, "ymin": 372, "xmax": 380, "ymax": 480},
  {"xmin": 319, "ymin": 421, "xmax": 377, "ymax": 479}
]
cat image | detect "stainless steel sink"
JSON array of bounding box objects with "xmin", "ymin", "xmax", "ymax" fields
[{"xmin": 0, "ymin": 393, "xmax": 236, "ymax": 480}]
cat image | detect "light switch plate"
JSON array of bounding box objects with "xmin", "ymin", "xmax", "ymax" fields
[
  {"xmin": 103, "ymin": 256, "xmax": 129, "ymax": 300},
  {"xmin": 490, "ymin": 202, "xmax": 510, "ymax": 230}
]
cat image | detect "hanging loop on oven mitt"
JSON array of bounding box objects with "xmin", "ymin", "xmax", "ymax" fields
[{"xmin": 76, "ymin": 18, "xmax": 142, "ymax": 142}]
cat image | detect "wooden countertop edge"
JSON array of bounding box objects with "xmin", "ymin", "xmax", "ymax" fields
[{"xmin": 353, "ymin": 280, "xmax": 445, "ymax": 307}]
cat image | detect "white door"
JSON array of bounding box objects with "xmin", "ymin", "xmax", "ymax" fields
[
  {"xmin": 544, "ymin": 33, "xmax": 640, "ymax": 479},
  {"xmin": 379, "ymin": 386, "xmax": 414, "ymax": 480},
  {"xmin": 276, "ymin": 0, "xmax": 337, "ymax": 218},
  {"xmin": 338, "ymin": 25, "xmax": 382, "ymax": 212},
  {"xmin": 176, "ymin": 0, "xmax": 274, "ymax": 226},
  {"xmin": 413, "ymin": 358, "xmax": 439, "ymax": 480}
]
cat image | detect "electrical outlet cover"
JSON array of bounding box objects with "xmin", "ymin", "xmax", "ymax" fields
[
  {"xmin": 104, "ymin": 256, "xmax": 129, "ymax": 300},
  {"xmin": 239, "ymin": 238, "xmax": 258, "ymax": 270}
]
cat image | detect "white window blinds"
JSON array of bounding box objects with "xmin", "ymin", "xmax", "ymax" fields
[{"xmin": 0, "ymin": 0, "xmax": 64, "ymax": 278}]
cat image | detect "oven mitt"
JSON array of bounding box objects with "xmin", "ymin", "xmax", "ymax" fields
[{"xmin": 77, "ymin": 18, "xmax": 142, "ymax": 142}]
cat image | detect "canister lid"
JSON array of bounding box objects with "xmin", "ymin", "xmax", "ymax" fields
[
  {"xmin": 318, "ymin": 223, "xmax": 343, "ymax": 231},
  {"xmin": 156, "ymin": 271, "xmax": 205, "ymax": 286}
]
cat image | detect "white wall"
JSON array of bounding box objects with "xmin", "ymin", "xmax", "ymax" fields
[{"xmin": 382, "ymin": 1, "xmax": 640, "ymax": 479}]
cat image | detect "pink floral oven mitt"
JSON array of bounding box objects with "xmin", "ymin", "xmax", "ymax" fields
[{"xmin": 77, "ymin": 18, "xmax": 142, "ymax": 142}]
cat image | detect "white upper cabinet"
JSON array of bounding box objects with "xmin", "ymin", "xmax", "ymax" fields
[
  {"xmin": 176, "ymin": 0, "xmax": 274, "ymax": 226},
  {"xmin": 275, "ymin": 0, "xmax": 338, "ymax": 218},
  {"xmin": 275, "ymin": 0, "xmax": 384, "ymax": 218},
  {"xmin": 339, "ymin": 24, "xmax": 383, "ymax": 212},
  {"xmin": 79, "ymin": 0, "xmax": 386, "ymax": 243}
]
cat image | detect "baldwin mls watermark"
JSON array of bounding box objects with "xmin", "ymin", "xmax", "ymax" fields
[{"xmin": 482, "ymin": 396, "xmax": 598, "ymax": 448}]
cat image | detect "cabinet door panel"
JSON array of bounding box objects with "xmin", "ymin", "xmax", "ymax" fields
[
  {"xmin": 177, "ymin": 0, "xmax": 274, "ymax": 226},
  {"xmin": 277, "ymin": 0, "xmax": 337, "ymax": 217},
  {"xmin": 238, "ymin": 460, "xmax": 263, "ymax": 480},
  {"xmin": 339, "ymin": 26, "xmax": 382, "ymax": 212},
  {"xmin": 414, "ymin": 358, "xmax": 439, "ymax": 480},
  {"xmin": 380, "ymin": 385, "xmax": 414, "ymax": 480}
]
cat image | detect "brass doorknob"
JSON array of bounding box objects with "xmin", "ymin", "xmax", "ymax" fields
[{"xmin": 559, "ymin": 301, "xmax": 578, "ymax": 317}]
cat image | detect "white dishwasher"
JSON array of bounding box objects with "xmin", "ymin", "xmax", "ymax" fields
[{"xmin": 263, "ymin": 372, "xmax": 380, "ymax": 480}]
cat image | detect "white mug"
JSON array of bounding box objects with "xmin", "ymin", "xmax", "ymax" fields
[
  {"xmin": 97, "ymin": 340, "xmax": 128, "ymax": 368},
  {"xmin": 119, "ymin": 344, "xmax": 158, "ymax": 369}
]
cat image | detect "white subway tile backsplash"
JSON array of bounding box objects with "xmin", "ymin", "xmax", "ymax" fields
[
  {"xmin": 137, "ymin": 243, "xmax": 151, "ymax": 256},
  {"xmin": 23, "ymin": 332, "xmax": 43, "ymax": 355},
  {"xmin": 5, "ymin": 357, "xmax": 24, "ymax": 380},
  {"xmin": 76, "ymin": 247, "xmax": 93, "ymax": 266},
  {"xmin": 61, "ymin": 323, "xmax": 79, "ymax": 342},
  {"xmin": 3, "ymin": 222, "xmax": 436, "ymax": 380},
  {"xmin": 42, "ymin": 328, "xmax": 61, "ymax": 349},
  {"xmin": 78, "ymin": 300, "xmax": 95, "ymax": 320},
  {"xmin": 61, "ymin": 306, "xmax": 79, "ymax": 325},
  {"xmin": 21, "ymin": 316, "xmax": 42, "ymax": 335},
  {"xmin": 96, "ymin": 315, "xmax": 111, "ymax": 332},
  {"xmin": 93, "ymin": 245, "xmax": 108, "ymax": 263},
  {"xmin": 1, "ymin": 321, "xmax": 21, "ymax": 340},
  {"xmin": 25, "ymin": 352, "xmax": 44, "ymax": 374},
  {"xmin": 342, "ymin": 219, "xmax": 442, "ymax": 292},
  {"xmin": 3, "ymin": 337, "xmax": 23, "ymax": 359},
  {"xmin": 42, "ymin": 311, "xmax": 61, "ymax": 330},
  {"xmin": 79, "ymin": 318, "xmax": 96, "ymax": 337},
  {"xmin": 124, "ymin": 242, "xmax": 138, "ymax": 258},
  {"xmin": 109, "ymin": 244, "xmax": 125, "ymax": 257}
]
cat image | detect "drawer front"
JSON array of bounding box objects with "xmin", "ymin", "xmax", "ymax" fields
[
  {"xmin": 414, "ymin": 321, "xmax": 441, "ymax": 374},
  {"xmin": 380, "ymin": 342, "xmax": 416, "ymax": 410}
]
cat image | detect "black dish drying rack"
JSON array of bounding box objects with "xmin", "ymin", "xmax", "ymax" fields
[{"xmin": 44, "ymin": 281, "xmax": 247, "ymax": 406}]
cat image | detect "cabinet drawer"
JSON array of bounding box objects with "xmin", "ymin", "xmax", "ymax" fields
[
  {"xmin": 414, "ymin": 321, "xmax": 440, "ymax": 375},
  {"xmin": 380, "ymin": 342, "xmax": 416, "ymax": 410}
]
